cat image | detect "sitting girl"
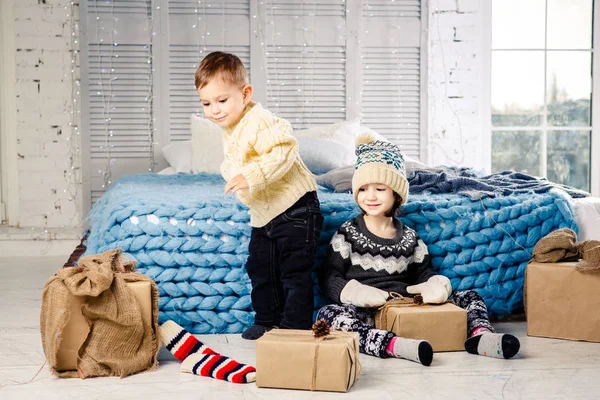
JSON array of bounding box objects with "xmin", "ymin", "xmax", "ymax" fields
[{"xmin": 317, "ymin": 133, "xmax": 520, "ymax": 366}]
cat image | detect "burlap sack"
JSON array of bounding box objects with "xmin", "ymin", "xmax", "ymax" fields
[
  {"xmin": 40, "ymin": 249, "xmax": 160, "ymax": 378},
  {"xmin": 531, "ymin": 228, "xmax": 600, "ymax": 272}
]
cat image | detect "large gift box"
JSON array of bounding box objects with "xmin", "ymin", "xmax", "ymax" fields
[
  {"xmin": 374, "ymin": 299, "xmax": 467, "ymax": 352},
  {"xmin": 526, "ymin": 261, "xmax": 600, "ymax": 342},
  {"xmin": 256, "ymin": 329, "xmax": 362, "ymax": 392},
  {"xmin": 55, "ymin": 280, "xmax": 154, "ymax": 371}
]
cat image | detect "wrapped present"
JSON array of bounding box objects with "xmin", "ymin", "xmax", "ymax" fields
[
  {"xmin": 374, "ymin": 297, "xmax": 467, "ymax": 352},
  {"xmin": 55, "ymin": 280, "xmax": 154, "ymax": 371},
  {"xmin": 256, "ymin": 328, "xmax": 361, "ymax": 392},
  {"xmin": 41, "ymin": 250, "xmax": 160, "ymax": 378},
  {"xmin": 526, "ymin": 261, "xmax": 600, "ymax": 342}
]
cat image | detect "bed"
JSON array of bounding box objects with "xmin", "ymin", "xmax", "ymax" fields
[{"xmin": 83, "ymin": 172, "xmax": 582, "ymax": 334}]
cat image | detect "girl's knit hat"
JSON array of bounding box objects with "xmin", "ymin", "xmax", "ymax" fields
[{"xmin": 351, "ymin": 132, "xmax": 409, "ymax": 205}]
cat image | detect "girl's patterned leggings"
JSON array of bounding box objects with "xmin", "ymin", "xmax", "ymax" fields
[{"xmin": 315, "ymin": 290, "xmax": 493, "ymax": 358}]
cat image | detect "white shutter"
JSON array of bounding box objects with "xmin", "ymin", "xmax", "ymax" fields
[
  {"xmin": 83, "ymin": 0, "xmax": 155, "ymax": 203},
  {"xmin": 361, "ymin": 0, "xmax": 423, "ymax": 159},
  {"xmin": 261, "ymin": 0, "xmax": 347, "ymax": 129},
  {"xmin": 81, "ymin": 0, "xmax": 428, "ymax": 207},
  {"xmin": 168, "ymin": 0, "xmax": 251, "ymax": 141}
]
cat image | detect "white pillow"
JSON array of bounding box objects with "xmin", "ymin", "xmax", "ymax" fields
[
  {"xmin": 191, "ymin": 115, "xmax": 224, "ymax": 174},
  {"xmin": 157, "ymin": 166, "xmax": 177, "ymax": 175},
  {"xmin": 294, "ymin": 119, "xmax": 360, "ymax": 165},
  {"xmin": 161, "ymin": 140, "xmax": 192, "ymax": 173},
  {"xmin": 297, "ymin": 137, "xmax": 351, "ymax": 174}
]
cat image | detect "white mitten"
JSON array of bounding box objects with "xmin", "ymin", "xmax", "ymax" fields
[
  {"xmin": 406, "ymin": 275, "xmax": 452, "ymax": 304},
  {"xmin": 340, "ymin": 279, "xmax": 389, "ymax": 308},
  {"xmin": 428, "ymin": 275, "xmax": 452, "ymax": 296}
]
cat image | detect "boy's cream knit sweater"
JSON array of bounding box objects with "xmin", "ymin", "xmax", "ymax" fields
[{"xmin": 221, "ymin": 102, "xmax": 317, "ymax": 227}]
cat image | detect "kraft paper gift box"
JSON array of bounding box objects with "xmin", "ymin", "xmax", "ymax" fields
[
  {"xmin": 374, "ymin": 299, "xmax": 467, "ymax": 352},
  {"xmin": 55, "ymin": 280, "xmax": 153, "ymax": 371},
  {"xmin": 526, "ymin": 261, "xmax": 600, "ymax": 342},
  {"xmin": 256, "ymin": 329, "xmax": 362, "ymax": 392}
]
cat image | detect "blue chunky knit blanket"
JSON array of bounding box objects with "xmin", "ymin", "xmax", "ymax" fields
[{"xmin": 85, "ymin": 173, "xmax": 578, "ymax": 333}]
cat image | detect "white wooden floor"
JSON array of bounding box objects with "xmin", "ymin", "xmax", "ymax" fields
[{"xmin": 1, "ymin": 252, "xmax": 600, "ymax": 400}]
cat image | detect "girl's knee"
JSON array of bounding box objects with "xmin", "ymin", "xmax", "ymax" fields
[{"xmin": 316, "ymin": 304, "xmax": 346, "ymax": 321}]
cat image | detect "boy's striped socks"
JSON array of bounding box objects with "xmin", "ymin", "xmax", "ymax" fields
[{"xmin": 160, "ymin": 320, "xmax": 256, "ymax": 384}]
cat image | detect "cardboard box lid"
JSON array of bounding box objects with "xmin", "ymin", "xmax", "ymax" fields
[{"xmin": 256, "ymin": 329, "xmax": 361, "ymax": 392}]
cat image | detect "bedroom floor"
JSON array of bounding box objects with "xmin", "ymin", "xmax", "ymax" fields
[{"xmin": 1, "ymin": 252, "xmax": 600, "ymax": 400}]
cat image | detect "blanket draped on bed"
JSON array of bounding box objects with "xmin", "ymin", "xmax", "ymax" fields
[
  {"xmin": 84, "ymin": 174, "xmax": 578, "ymax": 334},
  {"xmin": 408, "ymin": 169, "xmax": 590, "ymax": 199}
]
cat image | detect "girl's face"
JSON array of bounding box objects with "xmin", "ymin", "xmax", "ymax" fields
[{"xmin": 356, "ymin": 183, "xmax": 396, "ymax": 217}]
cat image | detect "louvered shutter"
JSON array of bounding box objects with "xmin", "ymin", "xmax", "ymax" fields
[
  {"xmin": 168, "ymin": 0, "xmax": 251, "ymax": 141},
  {"xmin": 260, "ymin": 0, "xmax": 347, "ymax": 129},
  {"xmin": 81, "ymin": 0, "xmax": 428, "ymax": 208},
  {"xmin": 83, "ymin": 0, "xmax": 155, "ymax": 203},
  {"xmin": 360, "ymin": 0, "xmax": 424, "ymax": 159}
]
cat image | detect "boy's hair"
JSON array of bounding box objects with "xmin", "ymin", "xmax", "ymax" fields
[
  {"xmin": 361, "ymin": 192, "xmax": 403, "ymax": 218},
  {"xmin": 195, "ymin": 51, "xmax": 249, "ymax": 90}
]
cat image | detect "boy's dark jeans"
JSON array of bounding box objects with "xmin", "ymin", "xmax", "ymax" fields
[{"xmin": 245, "ymin": 191, "xmax": 324, "ymax": 330}]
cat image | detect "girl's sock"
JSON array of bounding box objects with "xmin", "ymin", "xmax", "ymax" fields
[
  {"xmin": 159, "ymin": 320, "xmax": 256, "ymax": 383},
  {"xmin": 464, "ymin": 329, "xmax": 520, "ymax": 359},
  {"xmin": 385, "ymin": 336, "xmax": 433, "ymax": 366}
]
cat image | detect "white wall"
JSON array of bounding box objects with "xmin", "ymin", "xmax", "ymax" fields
[
  {"xmin": 7, "ymin": 0, "xmax": 82, "ymax": 230},
  {"xmin": 3, "ymin": 0, "xmax": 487, "ymax": 230},
  {"xmin": 428, "ymin": 0, "xmax": 490, "ymax": 172}
]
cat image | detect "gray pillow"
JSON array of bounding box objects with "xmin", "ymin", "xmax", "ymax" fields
[{"xmin": 316, "ymin": 164, "xmax": 355, "ymax": 193}]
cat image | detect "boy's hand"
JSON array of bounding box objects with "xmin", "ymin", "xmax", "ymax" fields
[
  {"xmin": 406, "ymin": 275, "xmax": 452, "ymax": 304},
  {"xmin": 224, "ymin": 174, "xmax": 249, "ymax": 195}
]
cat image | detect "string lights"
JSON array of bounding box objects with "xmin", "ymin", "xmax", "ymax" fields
[
  {"xmin": 79, "ymin": 0, "xmax": 434, "ymax": 202},
  {"xmin": 63, "ymin": 0, "xmax": 82, "ymax": 226},
  {"xmin": 90, "ymin": 0, "xmax": 156, "ymax": 192}
]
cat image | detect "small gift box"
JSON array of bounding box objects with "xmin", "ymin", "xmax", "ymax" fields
[
  {"xmin": 374, "ymin": 297, "xmax": 467, "ymax": 352},
  {"xmin": 256, "ymin": 323, "xmax": 362, "ymax": 392}
]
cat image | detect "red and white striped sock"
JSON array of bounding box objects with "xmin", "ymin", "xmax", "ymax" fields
[
  {"xmin": 181, "ymin": 352, "xmax": 257, "ymax": 384},
  {"xmin": 160, "ymin": 320, "xmax": 217, "ymax": 361},
  {"xmin": 159, "ymin": 320, "xmax": 256, "ymax": 383}
]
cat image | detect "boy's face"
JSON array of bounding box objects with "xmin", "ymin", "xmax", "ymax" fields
[
  {"xmin": 198, "ymin": 74, "xmax": 252, "ymax": 129},
  {"xmin": 356, "ymin": 183, "xmax": 396, "ymax": 218}
]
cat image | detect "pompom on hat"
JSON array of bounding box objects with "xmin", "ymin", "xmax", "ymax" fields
[{"xmin": 351, "ymin": 132, "xmax": 409, "ymax": 205}]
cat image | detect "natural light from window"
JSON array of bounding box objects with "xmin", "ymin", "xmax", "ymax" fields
[{"xmin": 491, "ymin": 0, "xmax": 593, "ymax": 192}]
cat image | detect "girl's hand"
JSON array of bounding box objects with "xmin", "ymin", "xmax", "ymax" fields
[
  {"xmin": 340, "ymin": 279, "xmax": 389, "ymax": 308},
  {"xmin": 224, "ymin": 174, "xmax": 249, "ymax": 194},
  {"xmin": 406, "ymin": 275, "xmax": 452, "ymax": 304}
]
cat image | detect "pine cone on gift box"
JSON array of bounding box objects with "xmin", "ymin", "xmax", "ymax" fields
[
  {"xmin": 312, "ymin": 319, "xmax": 331, "ymax": 338},
  {"xmin": 413, "ymin": 294, "xmax": 424, "ymax": 305}
]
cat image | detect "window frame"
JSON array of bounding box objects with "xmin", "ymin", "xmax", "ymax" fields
[{"xmin": 487, "ymin": 0, "xmax": 599, "ymax": 196}]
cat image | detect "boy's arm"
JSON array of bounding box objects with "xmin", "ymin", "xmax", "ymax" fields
[
  {"xmin": 240, "ymin": 118, "xmax": 299, "ymax": 193},
  {"xmin": 220, "ymin": 158, "xmax": 237, "ymax": 182},
  {"xmin": 220, "ymin": 137, "xmax": 237, "ymax": 181}
]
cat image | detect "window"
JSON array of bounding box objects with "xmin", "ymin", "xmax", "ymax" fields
[{"xmin": 491, "ymin": 0, "xmax": 597, "ymax": 194}]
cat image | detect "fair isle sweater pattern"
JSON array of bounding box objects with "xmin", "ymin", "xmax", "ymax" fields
[{"xmin": 320, "ymin": 214, "xmax": 437, "ymax": 302}]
